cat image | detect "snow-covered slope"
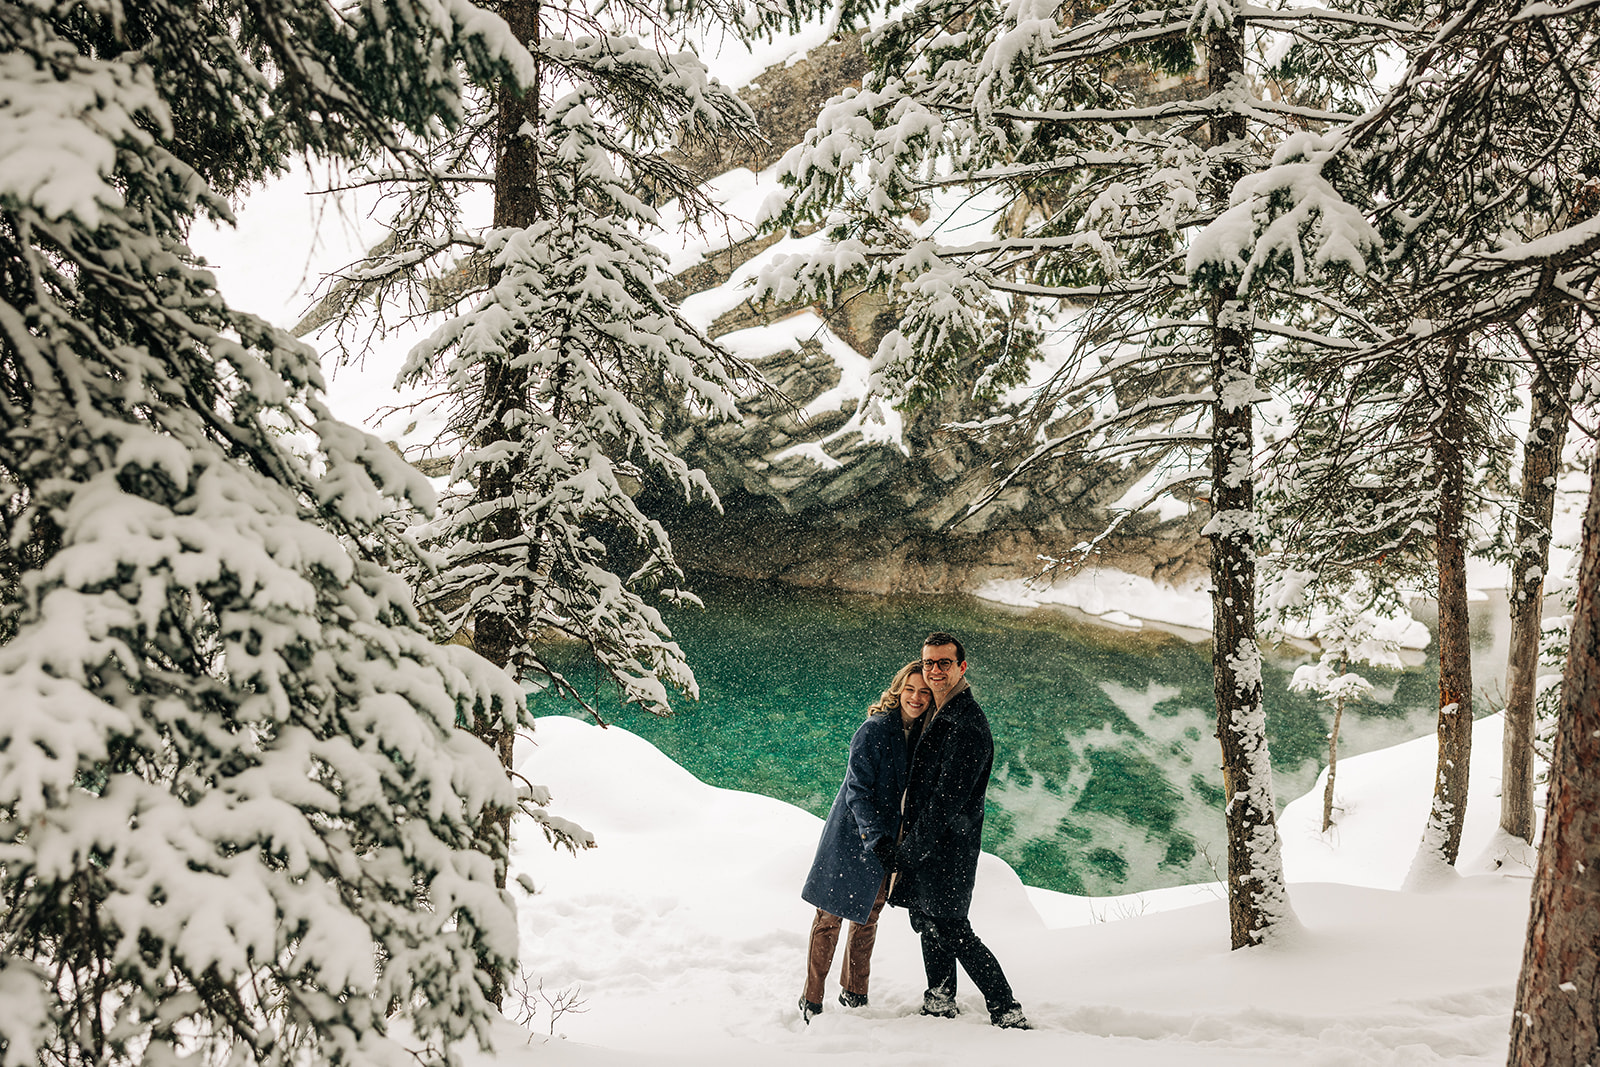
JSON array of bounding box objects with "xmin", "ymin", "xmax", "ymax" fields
[{"xmin": 489, "ymin": 713, "xmax": 1533, "ymax": 1065}]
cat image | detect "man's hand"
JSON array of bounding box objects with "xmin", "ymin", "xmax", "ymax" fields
[{"xmin": 871, "ymin": 836, "xmax": 897, "ymax": 871}]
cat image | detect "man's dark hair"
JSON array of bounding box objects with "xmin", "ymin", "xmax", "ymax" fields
[{"xmin": 923, "ymin": 631, "xmax": 965, "ymax": 664}]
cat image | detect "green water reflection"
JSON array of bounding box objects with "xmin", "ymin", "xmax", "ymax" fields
[{"xmin": 530, "ymin": 577, "xmax": 1441, "ymax": 895}]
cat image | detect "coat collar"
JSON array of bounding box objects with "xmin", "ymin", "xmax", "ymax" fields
[{"xmin": 928, "ymin": 678, "xmax": 971, "ymax": 725}]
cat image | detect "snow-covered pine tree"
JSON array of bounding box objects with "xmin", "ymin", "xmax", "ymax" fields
[
  {"xmin": 1529, "ymin": 432, "xmax": 1592, "ymax": 775},
  {"xmin": 303, "ymin": 0, "xmax": 836, "ymax": 1001},
  {"xmin": 315, "ymin": 0, "xmax": 830, "ymax": 722},
  {"xmin": 1273, "ymin": 581, "xmax": 1408, "ymax": 831},
  {"xmin": 758, "ymin": 0, "xmax": 1422, "ymax": 947},
  {"xmin": 1348, "ymin": 0, "xmax": 1600, "ymax": 849},
  {"xmin": 1264, "ymin": 0, "xmax": 1600, "ymax": 875},
  {"xmin": 1500, "ymin": 310, "xmax": 1584, "ymax": 844},
  {"xmin": 0, "ymin": 1, "xmax": 544, "ymax": 1063},
  {"xmin": 1254, "ymin": 313, "xmax": 1515, "ymax": 879}
]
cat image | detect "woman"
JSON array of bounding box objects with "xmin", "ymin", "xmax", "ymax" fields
[{"xmin": 797, "ymin": 660, "xmax": 933, "ymax": 1022}]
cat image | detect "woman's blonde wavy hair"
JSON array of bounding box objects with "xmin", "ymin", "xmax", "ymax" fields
[{"xmin": 868, "ymin": 660, "xmax": 927, "ymax": 717}]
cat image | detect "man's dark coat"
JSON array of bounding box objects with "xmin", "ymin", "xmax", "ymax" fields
[{"xmin": 888, "ymin": 685, "xmax": 992, "ymax": 918}]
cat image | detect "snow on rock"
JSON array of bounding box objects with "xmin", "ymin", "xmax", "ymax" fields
[
  {"xmin": 976, "ymin": 569, "xmax": 1214, "ymax": 632},
  {"xmin": 648, "ymin": 167, "xmax": 766, "ymax": 275}
]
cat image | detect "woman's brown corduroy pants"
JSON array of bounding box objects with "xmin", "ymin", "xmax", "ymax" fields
[{"xmin": 803, "ymin": 877, "xmax": 889, "ymax": 1003}]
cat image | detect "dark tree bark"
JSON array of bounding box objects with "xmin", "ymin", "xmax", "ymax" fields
[
  {"xmin": 1210, "ymin": 303, "xmax": 1292, "ymax": 949},
  {"xmin": 494, "ymin": 0, "xmax": 543, "ymax": 234},
  {"xmin": 1507, "ymin": 451, "xmax": 1600, "ymax": 1067},
  {"xmin": 1502, "ymin": 311, "xmax": 1577, "ymax": 843},
  {"xmin": 464, "ymin": 0, "xmax": 543, "ymax": 1007},
  {"xmin": 1415, "ymin": 341, "xmax": 1475, "ymax": 872},
  {"xmin": 1204, "ymin": 13, "xmax": 1293, "ymax": 951}
]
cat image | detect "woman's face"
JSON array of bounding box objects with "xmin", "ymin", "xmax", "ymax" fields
[{"xmin": 899, "ymin": 673, "xmax": 933, "ymax": 720}]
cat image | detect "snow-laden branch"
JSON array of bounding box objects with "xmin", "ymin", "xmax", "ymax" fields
[
  {"xmin": 1188, "ymin": 133, "xmax": 1381, "ymax": 297},
  {"xmin": 1235, "ymin": 3, "xmax": 1425, "ymax": 32},
  {"xmin": 968, "ymin": 94, "xmax": 1360, "ymax": 128}
]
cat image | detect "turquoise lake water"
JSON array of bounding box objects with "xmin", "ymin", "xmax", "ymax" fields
[{"xmin": 529, "ymin": 577, "xmax": 1446, "ymax": 895}]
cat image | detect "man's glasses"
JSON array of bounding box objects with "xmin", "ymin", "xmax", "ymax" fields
[{"xmin": 921, "ymin": 658, "xmax": 957, "ymax": 670}]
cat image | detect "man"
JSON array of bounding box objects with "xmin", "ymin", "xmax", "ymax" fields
[{"xmin": 887, "ymin": 632, "xmax": 1030, "ymax": 1030}]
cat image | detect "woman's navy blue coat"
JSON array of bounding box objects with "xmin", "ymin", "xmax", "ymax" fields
[{"xmin": 801, "ymin": 712, "xmax": 909, "ymax": 924}]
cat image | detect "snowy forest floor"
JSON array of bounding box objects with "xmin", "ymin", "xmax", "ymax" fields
[{"xmin": 480, "ymin": 712, "xmax": 1532, "ymax": 1066}]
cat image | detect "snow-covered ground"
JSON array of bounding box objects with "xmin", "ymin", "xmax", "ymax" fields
[{"xmin": 486, "ymin": 710, "xmax": 1535, "ymax": 1066}]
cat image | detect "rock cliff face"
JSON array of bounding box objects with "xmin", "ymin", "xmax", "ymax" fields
[
  {"xmin": 653, "ymin": 337, "xmax": 1209, "ymax": 594},
  {"xmin": 654, "ymin": 34, "xmax": 1210, "ymax": 595}
]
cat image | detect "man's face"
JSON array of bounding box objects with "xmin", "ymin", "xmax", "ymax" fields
[{"xmin": 921, "ymin": 642, "xmax": 966, "ymax": 705}]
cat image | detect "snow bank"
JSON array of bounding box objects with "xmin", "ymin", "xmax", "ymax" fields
[
  {"xmin": 499, "ymin": 713, "xmax": 1533, "ymax": 1065},
  {"xmin": 1278, "ymin": 711, "xmax": 1540, "ymax": 889}
]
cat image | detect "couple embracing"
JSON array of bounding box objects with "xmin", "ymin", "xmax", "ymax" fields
[{"xmin": 798, "ymin": 632, "xmax": 1030, "ymax": 1031}]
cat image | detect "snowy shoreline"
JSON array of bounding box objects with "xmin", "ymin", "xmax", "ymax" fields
[
  {"xmin": 974, "ymin": 569, "xmax": 1215, "ymax": 636},
  {"xmin": 974, "ymin": 564, "xmax": 1527, "ymax": 682}
]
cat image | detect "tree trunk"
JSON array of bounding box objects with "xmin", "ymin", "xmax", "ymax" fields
[
  {"xmin": 1204, "ymin": 11, "xmax": 1294, "ymax": 951},
  {"xmin": 1323, "ymin": 689, "xmax": 1344, "ymax": 833},
  {"xmin": 494, "ymin": 0, "xmax": 543, "ymax": 233},
  {"xmin": 1209, "ymin": 292, "xmax": 1294, "ymax": 948},
  {"xmin": 1506, "ymin": 451, "xmax": 1600, "ymax": 1067},
  {"xmin": 1502, "ymin": 311, "xmax": 1576, "ymax": 843},
  {"xmin": 464, "ymin": 0, "xmax": 543, "ymax": 1008},
  {"xmin": 1417, "ymin": 341, "xmax": 1474, "ymax": 874}
]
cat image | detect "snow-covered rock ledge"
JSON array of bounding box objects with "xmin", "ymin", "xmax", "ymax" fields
[{"xmin": 976, "ymin": 569, "xmax": 1214, "ymax": 635}]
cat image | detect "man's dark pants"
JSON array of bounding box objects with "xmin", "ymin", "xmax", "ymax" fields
[{"xmin": 909, "ymin": 909, "xmax": 1020, "ymax": 1017}]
